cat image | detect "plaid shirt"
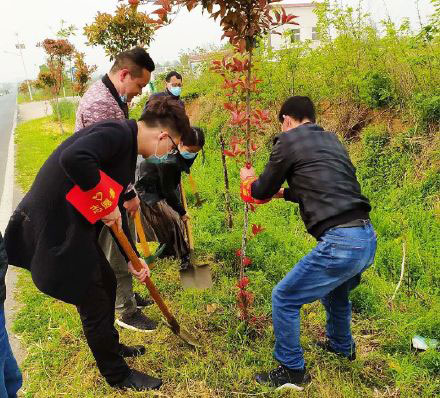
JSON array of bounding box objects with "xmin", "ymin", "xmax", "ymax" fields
[{"xmin": 251, "ymin": 123, "xmax": 371, "ymax": 238}]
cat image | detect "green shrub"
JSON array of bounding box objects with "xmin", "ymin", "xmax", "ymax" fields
[
  {"xmin": 51, "ymin": 99, "xmax": 77, "ymax": 122},
  {"xmin": 414, "ymin": 93, "xmax": 440, "ymax": 127},
  {"xmin": 359, "ymin": 71, "xmax": 395, "ymax": 108}
]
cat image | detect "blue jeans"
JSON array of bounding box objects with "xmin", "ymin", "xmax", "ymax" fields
[
  {"xmin": 0, "ymin": 306, "xmax": 22, "ymax": 398},
  {"xmin": 272, "ymin": 222, "xmax": 377, "ymax": 370}
]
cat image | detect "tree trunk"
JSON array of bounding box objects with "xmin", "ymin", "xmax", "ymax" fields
[
  {"xmin": 219, "ymin": 131, "xmax": 233, "ymax": 229},
  {"xmin": 239, "ymin": 46, "xmax": 253, "ymax": 283},
  {"xmin": 54, "ymin": 95, "xmax": 64, "ymax": 134}
]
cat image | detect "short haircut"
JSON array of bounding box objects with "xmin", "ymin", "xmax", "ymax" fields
[
  {"xmin": 183, "ymin": 126, "xmax": 205, "ymax": 147},
  {"xmin": 139, "ymin": 96, "xmax": 192, "ymax": 141},
  {"xmin": 110, "ymin": 47, "xmax": 155, "ymax": 77},
  {"xmin": 278, "ymin": 96, "xmax": 316, "ymax": 123},
  {"xmin": 165, "ymin": 71, "xmax": 182, "ymax": 82}
]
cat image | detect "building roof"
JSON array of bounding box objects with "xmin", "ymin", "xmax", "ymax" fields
[{"xmin": 269, "ymin": 2, "xmax": 316, "ymax": 8}]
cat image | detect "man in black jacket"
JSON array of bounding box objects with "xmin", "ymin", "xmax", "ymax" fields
[
  {"xmin": 144, "ymin": 71, "xmax": 184, "ymax": 111},
  {"xmin": 240, "ymin": 96, "xmax": 377, "ymax": 391},
  {"xmin": 0, "ymin": 233, "xmax": 22, "ymax": 397},
  {"xmin": 5, "ymin": 96, "xmax": 192, "ymax": 391}
]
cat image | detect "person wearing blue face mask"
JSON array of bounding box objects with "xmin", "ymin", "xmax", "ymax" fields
[
  {"xmin": 143, "ymin": 71, "xmax": 184, "ymax": 112},
  {"xmin": 136, "ymin": 127, "xmax": 205, "ymax": 271}
]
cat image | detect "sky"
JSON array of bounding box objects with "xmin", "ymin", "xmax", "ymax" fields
[{"xmin": 0, "ymin": 0, "xmax": 436, "ymax": 83}]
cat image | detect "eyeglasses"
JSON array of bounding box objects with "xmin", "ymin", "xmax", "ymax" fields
[{"xmin": 168, "ymin": 135, "xmax": 180, "ymax": 155}]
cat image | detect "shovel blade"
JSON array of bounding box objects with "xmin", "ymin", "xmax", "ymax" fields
[
  {"xmin": 180, "ymin": 264, "xmax": 213, "ymax": 290},
  {"xmin": 163, "ymin": 319, "xmax": 203, "ymax": 348}
]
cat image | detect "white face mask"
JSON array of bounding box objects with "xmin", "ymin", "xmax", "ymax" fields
[{"xmin": 144, "ymin": 135, "xmax": 176, "ymax": 164}]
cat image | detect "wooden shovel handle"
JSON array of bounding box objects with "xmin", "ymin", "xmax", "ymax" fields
[
  {"xmin": 134, "ymin": 210, "xmax": 154, "ymax": 268},
  {"xmin": 180, "ymin": 183, "xmax": 195, "ymax": 250},
  {"xmin": 110, "ymin": 224, "xmax": 180, "ymax": 333},
  {"xmin": 188, "ymin": 174, "xmax": 198, "ymax": 196}
]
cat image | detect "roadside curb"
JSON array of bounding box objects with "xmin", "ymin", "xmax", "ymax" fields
[{"xmin": 2, "ymin": 98, "xmax": 27, "ymax": 365}]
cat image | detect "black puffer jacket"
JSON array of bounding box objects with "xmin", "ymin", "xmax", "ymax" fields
[
  {"xmin": 136, "ymin": 154, "xmax": 196, "ymax": 216},
  {"xmin": 0, "ymin": 232, "xmax": 7, "ymax": 304}
]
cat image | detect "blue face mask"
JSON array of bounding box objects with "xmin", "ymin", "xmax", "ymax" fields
[
  {"xmin": 169, "ymin": 86, "xmax": 182, "ymax": 97},
  {"xmin": 120, "ymin": 94, "xmax": 128, "ymax": 103},
  {"xmin": 180, "ymin": 151, "xmax": 197, "ymax": 160}
]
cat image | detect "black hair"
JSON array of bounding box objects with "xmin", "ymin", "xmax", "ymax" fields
[
  {"xmin": 165, "ymin": 71, "xmax": 182, "ymax": 82},
  {"xmin": 110, "ymin": 47, "xmax": 155, "ymax": 77},
  {"xmin": 278, "ymin": 96, "xmax": 316, "ymax": 124},
  {"xmin": 139, "ymin": 96, "xmax": 192, "ymax": 141},
  {"xmin": 183, "ymin": 126, "xmax": 205, "ymax": 148}
]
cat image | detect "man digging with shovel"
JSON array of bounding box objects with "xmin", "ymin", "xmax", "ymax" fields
[
  {"xmin": 240, "ymin": 96, "xmax": 377, "ymax": 391},
  {"xmin": 4, "ymin": 96, "xmax": 192, "ymax": 391}
]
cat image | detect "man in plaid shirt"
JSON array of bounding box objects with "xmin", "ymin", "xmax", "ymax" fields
[{"xmin": 240, "ymin": 96, "xmax": 377, "ymax": 391}]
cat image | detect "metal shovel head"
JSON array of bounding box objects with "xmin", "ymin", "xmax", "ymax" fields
[
  {"xmin": 180, "ymin": 264, "xmax": 213, "ymax": 290},
  {"xmin": 163, "ymin": 319, "xmax": 203, "ymax": 348}
]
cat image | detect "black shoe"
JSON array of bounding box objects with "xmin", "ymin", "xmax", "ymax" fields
[
  {"xmin": 114, "ymin": 369, "xmax": 162, "ymax": 391},
  {"xmin": 116, "ymin": 309, "xmax": 157, "ymax": 333},
  {"xmin": 119, "ymin": 344, "xmax": 146, "ymax": 358},
  {"xmin": 134, "ymin": 292, "xmax": 154, "ymax": 308},
  {"xmin": 255, "ymin": 365, "xmax": 310, "ymax": 390},
  {"xmin": 179, "ymin": 256, "xmax": 192, "ymax": 271},
  {"xmin": 316, "ymin": 340, "xmax": 356, "ymax": 361}
]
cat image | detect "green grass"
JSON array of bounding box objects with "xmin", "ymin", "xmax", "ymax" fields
[
  {"xmin": 12, "ymin": 99, "xmax": 440, "ymax": 397},
  {"xmin": 18, "ymin": 87, "xmax": 76, "ymax": 104},
  {"xmin": 15, "ymin": 117, "xmax": 74, "ymax": 192}
]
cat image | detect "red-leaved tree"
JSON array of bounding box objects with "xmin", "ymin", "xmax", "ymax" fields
[
  {"xmin": 38, "ymin": 39, "xmax": 75, "ymax": 133},
  {"xmin": 150, "ymin": 0, "xmax": 298, "ymax": 325}
]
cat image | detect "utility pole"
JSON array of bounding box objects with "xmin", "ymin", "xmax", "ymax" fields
[{"xmin": 15, "ymin": 33, "xmax": 33, "ymax": 101}]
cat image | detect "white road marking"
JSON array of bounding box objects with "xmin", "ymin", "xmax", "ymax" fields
[{"xmin": 0, "ymin": 105, "xmax": 17, "ymax": 234}]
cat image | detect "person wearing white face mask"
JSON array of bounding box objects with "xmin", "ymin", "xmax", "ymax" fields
[
  {"xmin": 136, "ymin": 127, "xmax": 205, "ymax": 271},
  {"xmin": 143, "ymin": 71, "xmax": 184, "ymax": 112}
]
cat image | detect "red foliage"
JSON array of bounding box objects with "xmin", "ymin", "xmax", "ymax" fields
[
  {"xmin": 251, "ymin": 224, "xmax": 265, "ymax": 236},
  {"xmin": 236, "ymin": 276, "xmax": 249, "ymax": 289},
  {"xmin": 242, "ymin": 256, "xmax": 252, "ymax": 267}
]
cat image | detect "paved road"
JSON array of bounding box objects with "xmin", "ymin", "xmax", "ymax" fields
[
  {"xmin": 0, "ymin": 90, "xmax": 26, "ymax": 366},
  {"xmin": 0, "ymin": 91, "xmax": 17, "ymax": 203}
]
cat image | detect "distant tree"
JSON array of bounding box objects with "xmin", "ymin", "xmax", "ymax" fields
[
  {"xmin": 84, "ymin": 3, "xmax": 157, "ymax": 60},
  {"xmin": 37, "ymin": 38, "xmax": 75, "ymax": 133},
  {"xmin": 72, "ymin": 52, "xmax": 97, "ymax": 96}
]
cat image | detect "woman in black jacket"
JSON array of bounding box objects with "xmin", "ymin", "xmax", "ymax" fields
[
  {"xmin": 4, "ymin": 96, "xmax": 192, "ymax": 392},
  {"xmin": 136, "ymin": 127, "xmax": 205, "ymax": 271}
]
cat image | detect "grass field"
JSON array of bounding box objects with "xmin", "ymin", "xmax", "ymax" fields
[{"xmin": 11, "ymin": 100, "xmax": 440, "ymax": 398}]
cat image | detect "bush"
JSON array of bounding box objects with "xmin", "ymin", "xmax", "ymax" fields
[
  {"xmin": 359, "ymin": 71, "xmax": 395, "ymax": 108},
  {"xmin": 414, "ymin": 93, "xmax": 440, "ymax": 127},
  {"xmin": 51, "ymin": 100, "xmax": 77, "ymax": 122}
]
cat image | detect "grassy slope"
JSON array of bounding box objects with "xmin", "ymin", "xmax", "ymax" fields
[{"xmin": 12, "ymin": 101, "xmax": 440, "ymax": 398}]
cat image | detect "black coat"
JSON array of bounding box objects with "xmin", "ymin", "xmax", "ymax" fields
[
  {"xmin": 5, "ymin": 119, "xmax": 139, "ymax": 305},
  {"xmin": 251, "ymin": 123, "xmax": 371, "ymax": 238},
  {"xmin": 0, "ymin": 233, "xmax": 7, "ymax": 304},
  {"xmin": 135, "ymin": 154, "xmax": 195, "ymax": 216}
]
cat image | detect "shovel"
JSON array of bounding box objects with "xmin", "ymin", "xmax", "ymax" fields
[
  {"xmin": 188, "ymin": 174, "xmax": 206, "ymax": 207},
  {"xmin": 133, "ymin": 210, "xmax": 166, "ymax": 270},
  {"xmin": 110, "ymin": 223, "xmax": 201, "ymax": 348},
  {"xmin": 179, "ymin": 183, "xmax": 213, "ymax": 290}
]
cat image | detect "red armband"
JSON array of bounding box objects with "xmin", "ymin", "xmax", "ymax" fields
[
  {"xmin": 66, "ymin": 171, "xmax": 123, "ymax": 224},
  {"xmin": 240, "ymin": 177, "xmax": 271, "ymax": 205}
]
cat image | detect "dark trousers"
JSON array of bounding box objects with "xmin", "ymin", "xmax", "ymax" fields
[{"xmin": 76, "ymin": 248, "xmax": 130, "ymax": 386}]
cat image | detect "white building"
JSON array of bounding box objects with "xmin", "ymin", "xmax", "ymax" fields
[{"xmin": 269, "ymin": 2, "xmax": 319, "ymax": 50}]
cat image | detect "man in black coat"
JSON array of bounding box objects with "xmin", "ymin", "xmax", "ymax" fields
[
  {"xmin": 144, "ymin": 71, "xmax": 184, "ymax": 111},
  {"xmin": 4, "ymin": 96, "xmax": 192, "ymax": 391}
]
